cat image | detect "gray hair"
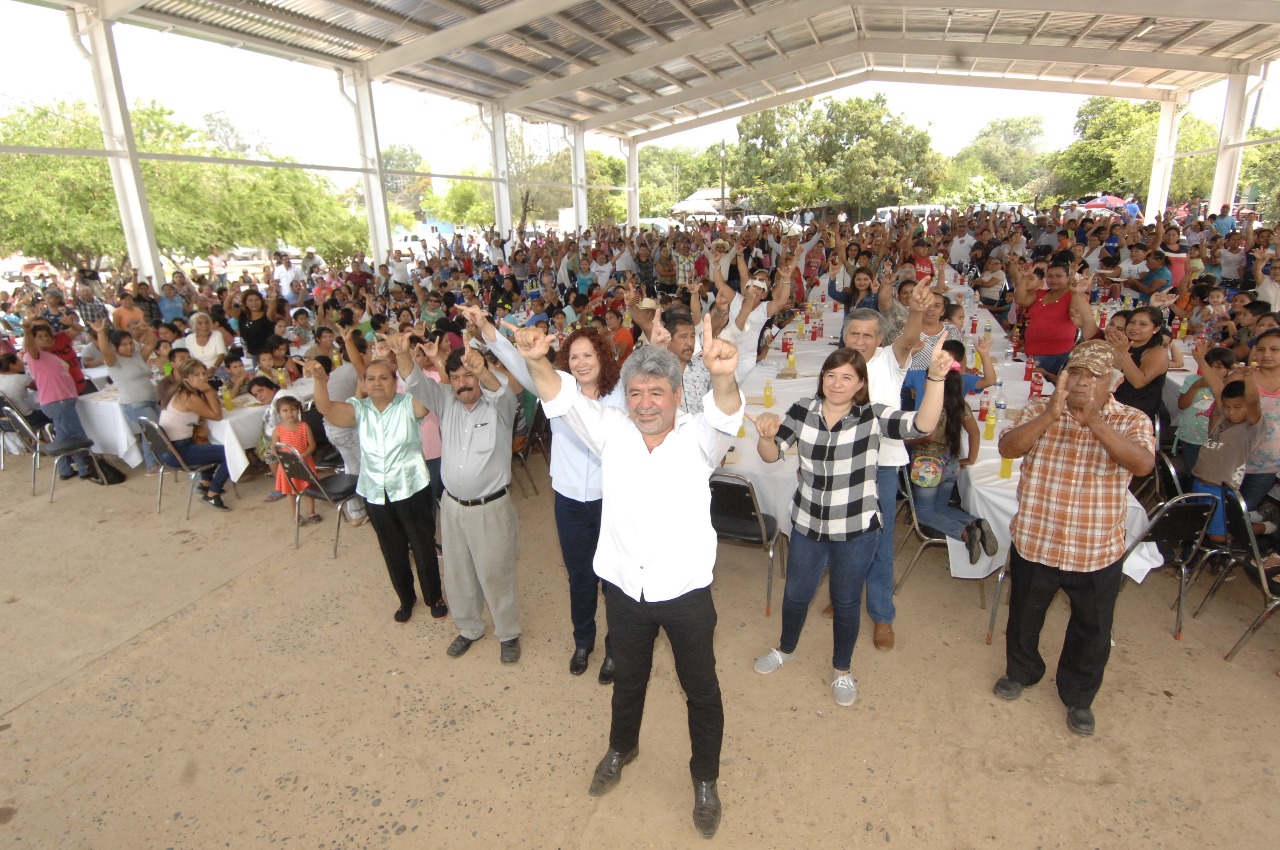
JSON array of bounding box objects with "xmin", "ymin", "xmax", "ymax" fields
[
  {"xmin": 620, "ymin": 344, "xmax": 682, "ymax": 394},
  {"xmin": 845, "ymin": 308, "xmax": 885, "ymax": 339}
]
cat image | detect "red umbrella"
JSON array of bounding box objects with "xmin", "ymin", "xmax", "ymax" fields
[{"xmin": 1083, "ymin": 194, "xmax": 1126, "ymax": 209}]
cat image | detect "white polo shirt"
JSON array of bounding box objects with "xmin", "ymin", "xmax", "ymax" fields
[{"xmin": 866, "ymin": 345, "xmax": 909, "ymax": 467}]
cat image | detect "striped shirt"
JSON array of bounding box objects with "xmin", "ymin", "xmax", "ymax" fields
[
  {"xmin": 1008, "ymin": 396, "xmax": 1154, "ymax": 572},
  {"xmin": 772, "ymin": 396, "xmax": 924, "ymax": 541}
]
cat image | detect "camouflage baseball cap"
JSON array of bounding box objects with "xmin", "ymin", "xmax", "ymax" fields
[{"xmin": 1065, "ymin": 340, "xmax": 1114, "ymax": 377}]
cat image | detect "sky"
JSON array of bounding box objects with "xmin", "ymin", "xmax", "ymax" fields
[{"xmin": 3, "ymin": 0, "xmax": 1278, "ymax": 189}]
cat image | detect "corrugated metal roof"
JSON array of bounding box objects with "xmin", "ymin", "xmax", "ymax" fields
[{"xmin": 40, "ymin": 0, "xmax": 1278, "ymax": 138}]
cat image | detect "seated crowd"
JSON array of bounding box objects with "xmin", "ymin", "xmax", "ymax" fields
[{"xmin": 1, "ymin": 204, "xmax": 1278, "ymax": 836}]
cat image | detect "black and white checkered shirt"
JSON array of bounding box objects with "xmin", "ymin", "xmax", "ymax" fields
[{"xmin": 773, "ymin": 396, "xmax": 924, "ymax": 542}]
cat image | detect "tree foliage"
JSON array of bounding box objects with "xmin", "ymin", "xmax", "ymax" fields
[
  {"xmin": 0, "ymin": 100, "xmax": 369, "ymax": 272},
  {"xmin": 734, "ymin": 95, "xmax": 946, "ymax": 215}
]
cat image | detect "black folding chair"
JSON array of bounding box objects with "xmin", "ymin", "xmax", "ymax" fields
[
  {"xmin": 2, "ymin": 400, "xmax": 103, "ymax": 502},
  {"xmin": 139, "ymin": 417, "xmax": 228, "ymax": 519},
  {"xmin": 276, "ymin": 443, "xmax": 360, "ymax": 558},
  {"xmin": 1151, "ymin": 450, "xmax": 1183, "ymax": 505},
  {"xmin": 1118, "ymin": 493, "xmax": 1217, "ymax": 640},
  {"xmin": 708, "ymin": 471, "xmax": 787, "ymax": 616},
  {"xmin": 511, "ymin": 404, "xmax": 548, "ymax": 498},
  {"xmin": 1193, "ymin": 484, "xmax": 1280, "ymax": 660}
]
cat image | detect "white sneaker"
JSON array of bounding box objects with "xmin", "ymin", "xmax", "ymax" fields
[
  {"xmin": 754, "ymin": 648, "xmax": 793, "ymax": 674},
  {"xmin": 1248, "ymin": 510, "xmax": 1264, "ymax": 524},
  {"xmin": 832, "ymin": 673, "xmax": 858, "ymax": 706}
]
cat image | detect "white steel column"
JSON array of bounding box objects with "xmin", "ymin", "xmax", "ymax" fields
[
  {"xmin": 349, "ymin": 71, "xmax": 391, "ymax": 262},
  {"xmin": 75, "ymin": 10, "xmax": 162, "ymax": 282},
  {"xmin": 626, "ymin": 138, "xmax": 640, "ymax": 230},
  {"xmin": 487, "ymin": 104, "xmax": 514, "ymax": 235},
  {"xmin": 571, "ymin": 124, "xmax": 589, "ymax": 234},
  {"xmin": 1144, "ymin": 102, "xmax": 1180, "ymax": 224},
  {"xmin": 1209, "ymin": 73, "xmax": 1250, "ymax": 213}
]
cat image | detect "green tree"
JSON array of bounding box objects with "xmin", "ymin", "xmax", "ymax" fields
[
  {"xmin": 1111, "ymin": 110, "xmax": 1219, "ymax": 203},
  {"xmin": 1050, "ymin": 98, "xmax": 1162, "ymax": 199},
  {"xmin": 0, "ymin": 99, "xmax": 372, "ymax": 272},
  {"xmin": 638, "ymin": 145, "xmax": 718, "ymax": 216},
  {"xmin": 1241, "ymin": 129, "xmax": 1280, "ymax": 219},
  {"xmin": 946, "ymin": 116, "xmax": 1047, "ymax": 193},
  {"xmin": 437, "ymin": 173, "xmax": 495, "ymax": 226}
]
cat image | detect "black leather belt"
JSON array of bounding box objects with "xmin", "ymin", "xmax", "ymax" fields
[{"xmin": 447, "ymin": 487, "xmax": 508, "ymax": 507}]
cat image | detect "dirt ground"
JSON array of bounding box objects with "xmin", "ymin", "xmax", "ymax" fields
[{"xmin": 1, "ymin": 455, "xmax": 1277, "ymax": 849}]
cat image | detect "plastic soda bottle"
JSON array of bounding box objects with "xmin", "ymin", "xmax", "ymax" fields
[
  {"xmin": 763, "ymin": 380, "xmax": 774, "ymax": 408},
  {"xmin": 978, "ymin": 390, "xmax": 991, "ymax": 422},
  {"xmin": 983, "ymin": 413, "xmax": 997, "ymax": 441},
  {"xmin": 999, "ymin": 456, "xmax": 1014, "ymax": 478}
]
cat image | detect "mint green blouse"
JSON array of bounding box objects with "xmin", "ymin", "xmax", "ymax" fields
[{"xmin": 350, "ymin": 393, "xmax": 430, "ymax": 505}]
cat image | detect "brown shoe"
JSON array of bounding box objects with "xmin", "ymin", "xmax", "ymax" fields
[
  {"xmin": 821, "ymin": 603, "xmax": 834, "ymax": 619},
  {"xmin": 873, "ymin": 622, "xmax": 894, "ymax": 651}
]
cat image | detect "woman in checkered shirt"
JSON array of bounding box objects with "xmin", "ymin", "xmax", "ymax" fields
[{"xmin": 747, "ymin": 340, "xmax": 950, "ymax": 707}]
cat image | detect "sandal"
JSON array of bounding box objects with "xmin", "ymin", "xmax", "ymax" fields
[
  {"xmin": 264, "ymin": 491, "xmax": 287, "ymax": 503},
  {"xmin": 306, "ymin": 514, "xmax": 323, "ymax": 525}
]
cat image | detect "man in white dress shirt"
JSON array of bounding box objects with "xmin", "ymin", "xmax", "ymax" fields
[{"xmin": 515, "ymin": 314, "xmax": 744, "ymax": 840}]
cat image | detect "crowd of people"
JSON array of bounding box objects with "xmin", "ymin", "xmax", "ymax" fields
[{"xmin": 2, "ymin": 200, "xmax": 1279, "ymax": 837}]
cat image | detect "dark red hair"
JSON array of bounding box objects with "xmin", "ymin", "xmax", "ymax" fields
[{"xmin": 554, "ymin": 328, "xmax": 621, "ymax": 396}]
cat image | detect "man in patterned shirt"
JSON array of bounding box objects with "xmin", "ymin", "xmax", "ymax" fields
[
  {"xmin": 673, "ymin": 238, "xmax": 697, "ymax": 291},
  {"xmin": 992, "ymin": 340, "xmax": 1155, "ymax": 737}
]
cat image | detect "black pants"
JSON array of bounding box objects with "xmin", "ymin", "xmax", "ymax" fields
[
  {"xmin": 604, "ymin": 582, "xmax": 722, "ymax": 782},
  {"xmin": 1004, "ymin": 546, "xmax": 1124, "ymax": 710},
  {"xmin": 555, "ymin": 492, "xmax": 607, "ymax": 652},
  {"xmin": 366, "ymin": 487, "xmax": 443, "ymax": 609}
]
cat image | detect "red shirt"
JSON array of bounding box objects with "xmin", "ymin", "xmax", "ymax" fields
[{"xmin": 1024, "ymin": 290, "xmax": 1077, "ymax": 356}]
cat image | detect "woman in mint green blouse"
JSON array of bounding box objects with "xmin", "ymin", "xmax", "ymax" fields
[{"xmin": 308, "ymin": 358, "xmax": 446, "ymax": 624}]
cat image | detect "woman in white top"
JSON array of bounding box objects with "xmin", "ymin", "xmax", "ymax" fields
[
  {"xmin": 184, "ymin": 311, "xmax": 228, "ymax": 369},
  {"xmin": 158, "ymin": 359, "xmax": 232, "ymax": 510},
  {"xmin": 471, "ymin": 304, "xmax": 625, "ymax": 683},
  {"xmin": 91, "ymin": 319, "xmax": 162, "ymax": 473}
]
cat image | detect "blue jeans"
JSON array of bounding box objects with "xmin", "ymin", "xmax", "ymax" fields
[
  {"xmin": 779, "ymin": 525, "xmax": 881, "ymax": 671},
  {"xmin": 1239, "ymin": 472, "xmax": 1276, "ymax": 511},
  {"xmin": 864, "ymin": 464, "xmax": 899, "ymax": 624},
  {"xmin": 41, "ymin": 397, "xmax": 92, "ymax": 477},
  {"xmin": 554, "ymin": 492, "xmax": 606, "ymax": 652},
  {"xmin": 911, "ymin": 460, "xmax": 976, "ymax": 541},
  {"xmin": 160, "ymin": 438, "xmax": 230, "ymax": 495},
  {"xmin": 120, "ymin": 401, "xmax": 161, "ymax": 467}
]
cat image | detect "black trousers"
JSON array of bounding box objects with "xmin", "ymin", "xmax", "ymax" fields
[
  {"xmin": 1004, "ymin": 546, "xmax": 1124, "ymax": 710},
  {"xmin": 603, "ymin": 582, "xmax": 722, "ymax": 782},
  {"xmin": 366, "ymin": 486, "xmax": 442, "ymax": 609}
]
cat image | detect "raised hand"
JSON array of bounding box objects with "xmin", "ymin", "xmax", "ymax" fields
[
  {"xmin": 700, "ymin": 312, "xmax": 740, "ymax": 376},
  {"xmin": 512, "ymin": 326, "xmax": 553, "ymax": 360},
  {"xmin": 306, "ymin": 360, "xmax": 328, "ymax": 382},
  {"xmin": 975, "ymin": 336, "xmax": 992, "ymax": 359},
  {"xmin": 908, "ymin": 278, "xmax": 933, "ymax": 312},
  {"xmin": 923, "ymin": 336, "xmax": 951, "ymax": 381},
  {"xmin": 88, "ymin": 318, "xmax": 108, "ymax": 335},
  {"xmin": 649, "ymin": 309, "xmax": 672, "ymax": 348},
  {"xmin": 745, "ymin": 411, "xmax": 781, "ymax": 440},
  {"xmin": 461, "ymin": 346, "xmax": 486, "ymax": 374}
]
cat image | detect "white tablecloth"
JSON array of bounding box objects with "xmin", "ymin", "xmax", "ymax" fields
[
  {"xmin": 953, "ymin": 441, "xmax": 1163, "ymax": 582},
  {"xmin": 77, "ymin": 378, "xmax": 314, "ymax": 482}
]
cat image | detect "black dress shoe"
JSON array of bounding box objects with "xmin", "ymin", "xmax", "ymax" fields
[
  {"xmin": 446, "ymin": 634, "xmax": 477, "ymax": 657},
  {"xmin": 394, "ymin": 603, "xmax": 413, "ymax": 623},
  {"xmin": 500, "ymin": 637, "xmax": 521, "ymax": 664},
  {"xmin": 598, "ymin": 654, "xmax": 616, "ymax": 685},
  {"xmin": 587, "ymin": 747, "xmax": 637, "ymax": 797},
  {"xmin": 692, "ymin": 779, "xmax": 721, "ymax": 838},
  {"xmin": 1067, "ymin": 706, "xmax": 1096, "ymax": 737},
  {"xmin": 570, "ymin": 647, "xmax": 591, "ymax": 676}
]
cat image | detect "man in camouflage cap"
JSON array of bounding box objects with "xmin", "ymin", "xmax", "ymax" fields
[{"xmin": 990, "ymin": 339, "xmax": 1155, "ymax": 738}]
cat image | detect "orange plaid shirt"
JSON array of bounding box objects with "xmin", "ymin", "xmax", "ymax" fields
[{"xmin": 1008, "ymin": 396, "xmax": 1155, "ymax": 572}]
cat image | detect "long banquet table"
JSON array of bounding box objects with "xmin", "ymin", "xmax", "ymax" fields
[{"xmin": 726, "ymin": 288, "xmax": 1162, "ymax": 584}]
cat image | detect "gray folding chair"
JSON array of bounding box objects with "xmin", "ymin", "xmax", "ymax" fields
[
  {"xmin": 138, "ymin": 417, "xmax": 225, "ymax": 519},
  {"xmin": 894, "ymin": 467, "xmax": 988, "ymax": 607},
  {"xmin": 708, "ymin": 471, "xmax": 787, "ymax": 616},
  {"xmin": 1193, "ymin": 484, "xmax": 1280, "ymax": 660},
  {"xmin": 276, "ymin": 443, "xmax": 360, "ymax": 558},
  {"xmin": 2, "ymin": 399, "xmax": 104, "ymax": 502}
]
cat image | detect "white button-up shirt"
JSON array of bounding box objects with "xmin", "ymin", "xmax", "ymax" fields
[{"xmin": 542, "ymin": 374, "xmax": 744, "ymax": 602}]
